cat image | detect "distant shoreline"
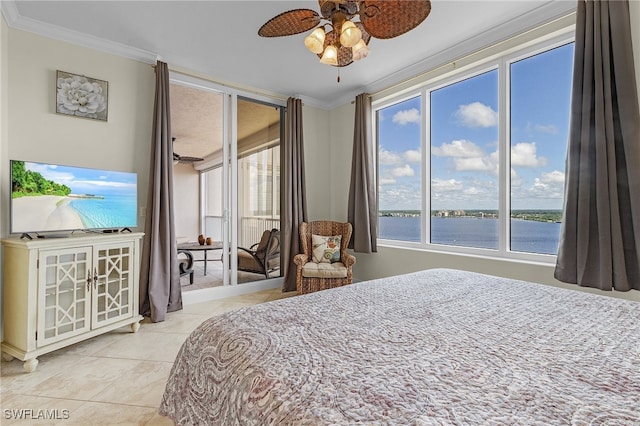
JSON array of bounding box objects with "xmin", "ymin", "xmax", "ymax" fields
[
  {"xmin": 12, "ymin": 195, "xmax": 85, "ymax": 232},
  {"xmin": 380, "ymin": 210, "xmax": 563, "ymax": 223}
]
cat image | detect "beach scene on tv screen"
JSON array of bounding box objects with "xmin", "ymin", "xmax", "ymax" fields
[{"xmin": 11, "ymin": 161, "xmax": 137, "ymax": 233}]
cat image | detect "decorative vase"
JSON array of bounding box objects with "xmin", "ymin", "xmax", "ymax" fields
[
  {"xmin": 198, "ymin": 234, "xmax": 205, "ymax": 245},
  {"xmin": 206, "ymin": 237, "xmax": 213, "ymax": 245}
]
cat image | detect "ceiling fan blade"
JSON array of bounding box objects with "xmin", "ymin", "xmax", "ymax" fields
[
  {"xmin": 258, "ymin": 9, "xmax": 321, "ymax": 37},
  {"xmin": 359, "ymin": 0, "xmax": 431, "ymax": 39},
  {"xmin": 174, "ymin": 154, "xmax": 204, "ymax": 164},
  {"xmin": 317, "ymin": 23, "xmax": 371, "ymax": 67}
]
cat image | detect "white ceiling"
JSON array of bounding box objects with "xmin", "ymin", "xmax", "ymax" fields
[{"xmin": 3, "ymin": 1, "xmax": 576, "ymax": 109}]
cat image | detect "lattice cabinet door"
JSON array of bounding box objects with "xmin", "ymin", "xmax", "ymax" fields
[
  {"xmin": 37, "ymin": 247, "xmax": 93, "ymax": 347},
  {"xmin": 92, "ymin": 242, "xmax": 135, "ymax": 328}
]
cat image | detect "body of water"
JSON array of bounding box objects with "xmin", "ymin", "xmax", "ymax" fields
[
  {"xmin": 379, "ymin": 216, "xmax": 560, "ymax": 255},
  {"xmin": 70, "ymin": 194, "xmax": 137, "ymax": 229}
]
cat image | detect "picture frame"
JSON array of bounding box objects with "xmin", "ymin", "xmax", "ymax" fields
[{"xmin": 56, "ymin": 70, "xmax": 108, "ymax": 121}]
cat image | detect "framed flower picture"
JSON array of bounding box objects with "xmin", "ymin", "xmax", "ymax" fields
[{"xmin": 56, "ymin": 70, "xmax": 108, "ymax": 121}]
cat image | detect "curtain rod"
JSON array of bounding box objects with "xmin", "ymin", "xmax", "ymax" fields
[{"xmin": 366, "ymin": 11, "xmax": 576, "ymax": 100}]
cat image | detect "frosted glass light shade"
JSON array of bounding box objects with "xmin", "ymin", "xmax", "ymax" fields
[
  {"xmin": 352, "ymin": 39, "xmax": 369, "ymax": 61},
  {"xmin": 340, "ymin": 20, "xmax": 362, "ymax": 48},
  {"xmin": 319, "ymin": 45, "xmax": 338, "ymax": 66},
  {"xmin": 304, "ymin": 28, "xmax": 326, "ymax": 54}
]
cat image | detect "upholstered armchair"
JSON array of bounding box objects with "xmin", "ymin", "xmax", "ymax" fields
[{"xmin": 293, "ymin": 221, "xmax": 356, "ymax": 295}]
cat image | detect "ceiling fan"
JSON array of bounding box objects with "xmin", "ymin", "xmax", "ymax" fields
[
  {"xmin": 258, "ymin": 0, "xmax": 432, "ymax": 68},
  {"xmin": 172, "ymin": 137, "xmax": 203, "ymax": 164}
]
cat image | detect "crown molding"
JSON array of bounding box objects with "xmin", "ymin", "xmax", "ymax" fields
[
  {"xmin": 0, "ymin": 0, "xmax": 577, "ymax": 113},
  {"xmin": 320, "ymin": 1, "xmax": 577, "ymax": 111},
  {"xmin": 362, "ymin": 1, "xmax": 576, "ymax": 101},
  {"xmin": 0, "ymin": 0, "xmax": 329, "ymax": 109},
  {"xmin": 1, "ymin": 0, "xmax": 158, "ymax": 64}
]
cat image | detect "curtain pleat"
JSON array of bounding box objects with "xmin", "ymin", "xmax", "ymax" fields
[
  {"xmin": 554, "ymin": 0, "xmax": 640, "ymax": 291},
  {"xmin": 348, "ymin": 93, "xmax": 377, "ymax": 252},
  {"xmin": 282, "ymin": 98, "xmax": 307, "ymax": 292},
  {"xmin": 139, "ymin": 61, "xmax": 182, "ymax": 321}
]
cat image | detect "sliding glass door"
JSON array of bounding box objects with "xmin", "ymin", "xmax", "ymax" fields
[
  {"xmin": 171, "ymin": 75, "xmax": 283, "ymax": 293},
  {"xmin": 235, "ymin": 97, "xmax": 283, "ymax": 284}
]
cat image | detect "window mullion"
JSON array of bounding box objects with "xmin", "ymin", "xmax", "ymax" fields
[
  {"xmin": 498, "ymin": 59, "xmax": 509, "ymax": 254},
  {"xmin": 422, "ymin": 90, "xmax": 430, "ymax": 245}
]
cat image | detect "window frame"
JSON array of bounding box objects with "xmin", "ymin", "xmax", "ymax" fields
[{"xmin": 374, "ymin": 30, "xmax": 575, "ymax": 264}]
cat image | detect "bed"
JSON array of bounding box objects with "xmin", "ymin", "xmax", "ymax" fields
[{"xmin": 159, "ymin": 268, "xmax": 640, "ymax": 425}]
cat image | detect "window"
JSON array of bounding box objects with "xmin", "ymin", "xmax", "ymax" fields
[
  {"xmin": 509, "ymin": 43, "xmax": 574, "ymax": 255},
  {"xmin": 376, "ymin": 36, "xmax": 574, "ymax": 260},
  {"xmin": 239, "ymin": 146, "xmax": 280, "ymax": 218},
  {"xmin": 378, "ymin": 96, "xmax": 422, "ymax": 242},
  {"xmin": 431, "ymin": 70, "xmax": 499, "ymax": 249}
]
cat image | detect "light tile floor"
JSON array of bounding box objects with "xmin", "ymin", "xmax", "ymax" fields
[{"xmin": 0, "ymin": 288, "xmax": 295, "ymax": 425}]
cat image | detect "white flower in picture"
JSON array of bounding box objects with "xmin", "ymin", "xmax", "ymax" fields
[{"xmin": 56, "ymin": 71, "xmax": 108, "ymax": 121}]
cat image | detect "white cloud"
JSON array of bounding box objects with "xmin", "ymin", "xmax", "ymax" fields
[
  {"xmin": 379, "ymin": 177, "xmax": 396, "ymax": 185},
  {"xmin": 392, "ymin": 108, "xmax": 420, "ymax": 125},
  {"xmin": 455, "ymin": 102, "xmax": 498, "ymax": 128},
  {"xmin": 512, "ymin": 169, "xmax": 565, "ymax": 203},
  {"xmin": 432, "ymin": 139, "xmax": 485, "ymax": 158},
  {"xmin": 379, "ymin": 185, "xmax": 421, "ymax": 210},
  {"xmin": 535, "ymin": 124, "xmax": 558, "ymax": 134},
  {"xmin": 511, "ymin": 142, "xmax": 547, "ymax": 168},
  {"xmin": 540, "ymin": 170, "xmax": 565, "ymax": 184},
  {"xmin": 464, "ymin": 187, "xmax": 481, "ymax": 195},
  {"xmin": 392, "ymin": 165, "xmax": 415, "ymax": 177},
  {"xmin": 379, "ymin": 148, "xmax": 402, "ymax": 165},
  {"xmin": 431, "ymin": 178, "xmax": 463, "ymax": 192},
  {"xmin": 404, "ymin": 149, "xmax": 421, "ymax": 163},
  {"xmin": 454, "ymin": 151, "xmax": 499, "ymax": 176}
]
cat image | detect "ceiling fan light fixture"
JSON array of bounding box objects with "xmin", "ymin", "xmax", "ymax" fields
[
  {"xmin": 319, "ymin": 45, "xmax": 338, "ymax": 66},
  {"xmin": 352, "ymin": 39, "xmax": 369, "ymax": 61},
  {"xmin": 304, "ymin": 27, "xmax": 326, "ymax": 54},
  {"xmin": 340, "ymin": 20, "xmax": 361, "ymax": 48},
  {"xmin": 259, "ymin": 1, "xmax": 431, "ymax": 72}
]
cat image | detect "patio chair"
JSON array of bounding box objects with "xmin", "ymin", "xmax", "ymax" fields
[
  {"xmin": 178, "ymin": 249, "xmax": 194, "ymax": 285},
  {"xmin": 237, "ymin": 228, "xmax": 280, "ymax": 279}
]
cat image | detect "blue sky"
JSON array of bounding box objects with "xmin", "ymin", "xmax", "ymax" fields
[
  {"xmin": 378, "ymin": 42, "xmax": 574, "ymax": 211},
  {"xmin": 25, "ymin": 162, "xmax": 137, "ymax": 196}
]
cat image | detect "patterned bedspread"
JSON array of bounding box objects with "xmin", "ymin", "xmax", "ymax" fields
[{"xmin": 159, "ymin": 268, "xmax": 640, "ymax": 425}]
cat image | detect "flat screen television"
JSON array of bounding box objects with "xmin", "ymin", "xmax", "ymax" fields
[{"xmin": 10, "ymin": 160, "xmax": 138, "ymax": 235}]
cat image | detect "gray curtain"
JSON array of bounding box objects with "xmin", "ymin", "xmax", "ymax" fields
[
  {"xmin": 348, "ymin": 93, "xmax": 377, "ymax": 252},
  {"xmin": 554, "ymin": 0, "xmax": 640, "ymax": 291},
  {"xmin": 282, "ymin": 97, "xmax": 307, "ymax": 292},
  {"xmin": 140, "ymin": 61, "xmax": 182, "ymax": 321}
]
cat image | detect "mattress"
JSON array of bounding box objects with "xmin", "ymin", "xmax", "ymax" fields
[{"xmin": 159, "ymin": 268, "xmax": 640, "ymax": 425}]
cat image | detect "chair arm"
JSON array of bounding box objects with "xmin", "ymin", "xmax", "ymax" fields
[
  {"xmin": 342, "ymin": 253, "xmax": 356, "ymax": 268},
  {"xmin": 177, "ymin": 249, "xmax": 194, "ymax": 272},
  {"xmin": 293, "ymin": 253, "xmax": 308, "ymax": 268}
]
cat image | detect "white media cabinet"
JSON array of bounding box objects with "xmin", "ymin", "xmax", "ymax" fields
[{"xmin": 1, "ymin": 232, "xmax": 144, "ymax": 372}]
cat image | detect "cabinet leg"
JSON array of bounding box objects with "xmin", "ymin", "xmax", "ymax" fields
[
  {"xmin": 23, "ymin": 358, "xmax": 39, "ymax": 373},
  {"xmin": 2, "ymin": 352, "xmax": 14, "ymax": 362},
  {"xmin": 130, "ymin": 322, "xmax": 140, "ymax": 333}
]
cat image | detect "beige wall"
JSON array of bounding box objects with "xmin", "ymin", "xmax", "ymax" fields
[
  {"xmin": 301, "ymin": 105, "xmax": 332, "ymax": 221},
  {"xmin": 3, "ymin": 28, "xmax": 155, "ymax": 236},
  {"xmin": 0, "ymin": 26, "xmax": 156, "ymax": 337},
  {"xmin": 173, "ymin": 163, "xmax": 200, "ymax": 242},
  {"xmin": 321, "ymin": 12, "xmax": 640, "ymax": 302}
]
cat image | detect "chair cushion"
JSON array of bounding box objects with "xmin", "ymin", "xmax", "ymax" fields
[
  {"xmin": 238, "ymin": 250, "xmax": 260, "ymax": 271},
  {"xmin": 311, "ymin": 234, "xmax": 342, "ymax": 263},
  {"xmin": 301, "ymin": 261, "xmax": 347, "ymax": 278}
]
